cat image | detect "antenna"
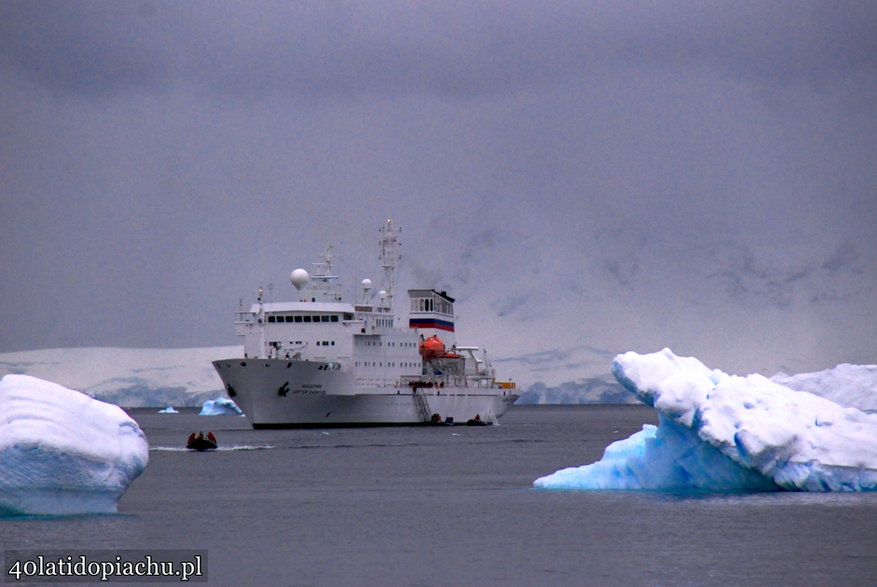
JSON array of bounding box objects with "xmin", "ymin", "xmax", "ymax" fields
[
  {"xmin": 378, "ymin": 218, "xmax": 401, "ymax": 312},
  {"xmin": 290, "ymin": 268, "xmax": 310, "ymax": 294},
  {"xmin": 307, "ymin": 245, "xmax": 343, "ymax": 301},
  {"xmin": 361, "ymin": 278, "xmax": 373, "ymax": 304}
]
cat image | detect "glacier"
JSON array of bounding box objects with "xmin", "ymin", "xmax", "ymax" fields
[
  {"xmin": 2, "ymin": 346, "xmax": 876, "ymax": 410},
  {"xmin": 0, "ymin": 346, "xmax": 237, "ymax": 407},
  {"xmin": 535, "ymin": 349, "xmax": 877, "ymax": 492},
  {"xmin": 0, "ymin": 374, "xmax": 149, "ymax": 515},
  {"xmin": 515, "ymin": 377, "xmax": 636, "ymax": 405}
]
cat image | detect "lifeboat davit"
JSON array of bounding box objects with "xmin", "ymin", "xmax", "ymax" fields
[{"xmin": 419, "ymin": 336, "xmax": 446, "ymax": 360}]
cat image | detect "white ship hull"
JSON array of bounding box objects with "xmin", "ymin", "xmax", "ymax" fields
[{"xmin": 213, "ymin": 358, "xmax": 518, "ymax": 427}]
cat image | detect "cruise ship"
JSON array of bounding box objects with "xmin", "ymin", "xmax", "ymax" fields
[{"xmin": 212, "ymin": 220, "xmax": 518, "ymax": 427}]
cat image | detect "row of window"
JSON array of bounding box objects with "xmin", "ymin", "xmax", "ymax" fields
[
  {"xmin": 267, "ymin": 314, "xmax": 348, "ymax": 323},
  {"xmin": 359, "ymin": 340, "xmax": 417, "ymax": 348},
  {"xmin": 355, "ymin": 361, "xmax": 419, "ymax": 368},
  {"xmin": 270, "ymin": 340, "xmax": 335, "ymax": 347},
  {"xmin": 411, "ymin": 298, "xmax": 453, "ymax": 315}
]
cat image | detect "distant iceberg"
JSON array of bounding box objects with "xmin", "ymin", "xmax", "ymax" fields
[
  {"xmin": 199, "ymin": 397, "xmax": 244, "ymax": 416},
  {"xmin": 535, "ymin": 349, "xmax": 877, "ymax": 492},
  {"xmin": 0, "ymin": 375, "xmax": 149, "ymax": 515},
  {"xmin": 157, "ymin": 406, "xmax": 179, "ymax": 414}
]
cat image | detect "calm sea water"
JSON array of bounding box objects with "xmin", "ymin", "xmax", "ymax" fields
[{"xmin": 3, "ymin": 405, "xmax": 876, "ymax": 586}]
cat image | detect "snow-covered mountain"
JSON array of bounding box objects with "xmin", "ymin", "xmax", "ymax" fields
[
  {"xmin": 0, "ymin": 347, "xmax": 237, "ymax": 407},
  {"xmin": 515, "ymin": 377, "xmax": 635, "ymax": 405},
  {"xmin": 0, "ymin": 345, "xmax": 626, "ymax": 407},
  {"xmin": 0, "ymin": 346, "xmax": 873, "ymax": 411}
]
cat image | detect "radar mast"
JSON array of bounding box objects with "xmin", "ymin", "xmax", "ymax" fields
[{"xmin": 378, "ymin": 219, "xmax": 401, "ymax": 312}]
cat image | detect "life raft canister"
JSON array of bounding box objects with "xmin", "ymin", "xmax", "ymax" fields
[{"xmin": 419, "ymin": 336, "xmax": 446, "ymax": 360}]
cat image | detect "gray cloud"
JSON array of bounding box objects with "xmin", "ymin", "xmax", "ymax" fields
[{"xmin": 3, "ymin": 2, "xmax": 875, "ymax": 98}]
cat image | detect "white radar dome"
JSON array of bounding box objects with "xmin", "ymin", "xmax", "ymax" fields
[
  {"xmin": 361, "ymin": 278, "xmax": 373, "ymax": 290},
  {"xmin": 290, "ymin": 268, "xmax": 310, "ymax": 290}
]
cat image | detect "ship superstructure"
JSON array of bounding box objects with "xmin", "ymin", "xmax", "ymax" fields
[{"xmin": 212, "ymin": 220, "xmax": 517, "ymax": 427}]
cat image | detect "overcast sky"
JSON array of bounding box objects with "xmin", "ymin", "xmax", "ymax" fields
[{"xmin": 2, "ymin": 1, "xmax": 875, "ymax": 378}]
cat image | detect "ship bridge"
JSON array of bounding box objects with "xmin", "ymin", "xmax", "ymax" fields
[{"xmin": 408, "ymin": 289, "xmax": 455, "ymax": 347}]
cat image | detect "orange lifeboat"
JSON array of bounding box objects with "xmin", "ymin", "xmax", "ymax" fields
[{"xmin": 419, "ymin": 336, "xmax": 446, "ymax": 360}]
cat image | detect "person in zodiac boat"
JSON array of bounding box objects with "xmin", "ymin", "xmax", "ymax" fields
[
  {"xmin": 186, "ymin": 430, "xmax": 218, "ymax": 451},
  {"xmin": 466, "ymin": 414, "xmax": 488, "ymax": 426}
]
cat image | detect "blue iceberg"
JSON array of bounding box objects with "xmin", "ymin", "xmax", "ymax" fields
[
  {"xmin": 535, "ymin": 349, "xmax": 877, "ymax": 492},
  {"xmin": 198, "ymin": 397, "xmax": 244, "ymax": 416},
  {"xmin": 0, "ymin": 375, "xmax": 149, "ymax": 515}
]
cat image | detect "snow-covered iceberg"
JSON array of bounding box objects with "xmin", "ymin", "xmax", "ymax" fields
[
  {"xmin": 772, "ymin": 363, "xmax": 877, "ymax": 412},
  {"xmin": 198, "ymin": 397, "xmax": 243, "ymax": 416},
  {"xmin": 535, "ymin": 349, "xmax": 877, "ymax": 492},
  {"xmin": 0, "ymin": 375, "xmax": 149, "ymax": 515}
]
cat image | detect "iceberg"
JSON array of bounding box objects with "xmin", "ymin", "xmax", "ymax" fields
[
  {"xmin": 157, "ymin": 406, "xmax": 179, "ymax": 414},
  {"xmin": 198, "ymin": 397, "xmax": 244, "ymax": 416},
  {"xmin": 535, "ymin": 349, "xmax": 877, "ymax": 492},
  {"xmin": 772, "ymin": 363, "xmax": 877, "ymax": 412},
  {"xmin": 0, "ymin": 375, "xmax": 149, "ymax": 515}
]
